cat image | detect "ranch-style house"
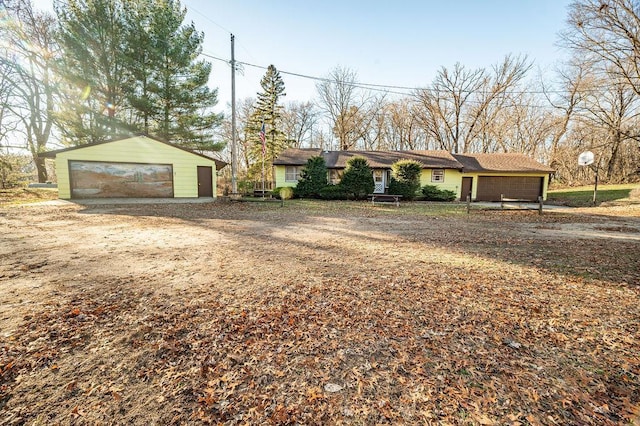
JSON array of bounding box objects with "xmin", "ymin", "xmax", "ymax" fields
[{"xmin": 273, "ymin": 149, "xmax": 555, "ymax": 202}]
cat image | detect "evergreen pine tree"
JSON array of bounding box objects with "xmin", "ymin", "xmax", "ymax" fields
[
  {"xmin": 295, "ymin": 156, "xmax": 328, "ymax": 198},
  {"xmin": 122, "ymin": 0, "xmax": 158, "ymax": 136},
  {"xmin": 247, "ymin": 65, "xmax": 286, "ymax": 180},
  {"xmin": 144, "ymin": 0, "xmax": 221, "ymax": 149},
  {"xmin": 56, "ymin": 0, "xmax": 131, "ymax": 144},
  {"xmin": 339, "ymin": 157, "xmax": 374, "ymax": 200},
  {"xmin": 56, "ymin": 0, "xmax": 222, "ymax": 149}
]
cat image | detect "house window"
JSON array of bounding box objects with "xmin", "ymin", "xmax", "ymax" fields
[
  {"xmin": 431, "ymin": 169, "xmax": 445, "ymax": 183},
  {"xmin": 285, "ymin": 166, "xmax": 300, "ymax": 182},
  {"xmin": 329, "ymin": 169, "xmax": 343, "ymax": 185}
]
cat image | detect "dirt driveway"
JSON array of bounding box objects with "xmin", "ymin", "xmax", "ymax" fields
[{"xmin": 1, "ymin": 200, "xmax": 639, "ymax": 425}]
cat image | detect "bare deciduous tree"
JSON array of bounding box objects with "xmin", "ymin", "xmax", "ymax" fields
[
  {"xmin": 563, "ymin": 0, "xmax": 640, "ymax": 96},
  {"xmin": 0, "ymin": 0, "xmax": 58, "ymax": 182},
  {"xmin": 543, "ymin": 60, "xmax": 589, "ymax": 167},
  {"xmin": 219, "ymin": 97, "xmax": 255, "ymax": 172},
  {"xmin": 315, "ymin": 66, "xmax": 384, "ymax": 150},
  {"xmin": 580, "ymin": 72, "xmax": 640, "ymax": 179},
  {"xmin": 415, "ymin": 55, "xmax": 531, "ymax": 154},
  {"xmin": 386, "ymin": 98, "xmax": 427, "ymax": 150},
  {"xmin": 281, "ymin": 101, "xmax": 318, "ymax": 148}
]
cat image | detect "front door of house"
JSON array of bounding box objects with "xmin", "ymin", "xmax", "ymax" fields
[{"xmin": 373, "ymin": 169, "xmax": 385, "ymax": 193}]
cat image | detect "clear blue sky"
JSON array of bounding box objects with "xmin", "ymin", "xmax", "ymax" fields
[
  {"xmin": 38, "ymin": 0, "xmax": 573, "ymax": 113},
  {"xmin": 181, "ymin": 0, "xmax": 573, "ymax": 113}
]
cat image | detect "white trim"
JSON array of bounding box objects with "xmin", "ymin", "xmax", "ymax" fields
[{"xmin": 431, "ymin": 169, "xmax": 445, "ymax": 183}]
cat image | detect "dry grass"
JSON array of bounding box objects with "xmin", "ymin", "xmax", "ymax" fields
[{"xmin": 0, "ymin": 188, "xmax": 58, "ymax": 205}]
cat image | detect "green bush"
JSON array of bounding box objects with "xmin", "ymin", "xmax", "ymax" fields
[
  {"xmin": 421, "ymin": 185, "xmax": 456, "ymax": 201},
  {"xmin": 388, "ymin": 159, "xmax": 422, "ymax": 200},
  {"xmin": 279, "ymin": 186, "xmax": 294, "ymax": 200},
  {"xmin": 272, "ymin": 187, "xmax": 296, "ymax": 199},
  {"xmin": 340, "ymin": 157, "xmax": 374, "ymax": 200},
  {"xmin": 295, "ymin": 156, "xmax": 328, "ymax": 198},
  {"xmin": 388, "ymin": 177, "xmax": 420, "ymax": 200},
  {"xmin": 238, "ymin": 180, "xmax": 254, "ymax": 196},
  {"xmin": 318, "ymin": 185, "xmax": 350, "ymax": 200}
]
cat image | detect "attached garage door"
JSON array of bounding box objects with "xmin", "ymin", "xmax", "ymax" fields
[
  {"xmin": 476, "ymin": 176, "xmax": 543, "ymax": 202},
  {"xmin": 69, "ymin": 161, "xmax": 173, "ymax": 198}
]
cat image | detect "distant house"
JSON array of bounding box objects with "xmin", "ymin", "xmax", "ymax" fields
[
  {"xmin": 41, "ymin": 135, "xmax": 226, "ymax": 199},
  {"xmin": 272, "ymin": 149, "xmax": 554, "ymax": 201}
]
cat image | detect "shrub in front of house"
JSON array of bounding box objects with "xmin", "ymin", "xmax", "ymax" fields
[
  {"xmin": 388, "ymin": 159, "xmax": 423, "ymax": 200},
  {"xmin": 238, "ymin": 179, "xmax": 254, "ymax": 196},
  {"xmin": 421, "ymin": 184, "xmax": 456, "ymax": 201},
  {"xmin": 279, "ymin": 186, "xmax": 294, "ymax": 200},
  {"xmin": 272, "ymin": 187, "xmax": 296, "ymax": 199},
  {"xmin": 295, "ymin": 156, "xmax": 328, "ymax": 198},
  {"xmin": 318, "ymin": 185, "xmax": 350, "ymax": 200},
  {"xmin": 271, "ymin": 187, "xmax": 281, "ymax": 198},
  {"xmin": 339, "ymin": 157, "xmax": 374, "ymax": 200},
  {"xmin": 388, "ymin": 177, "xmax": 419, "ymax": 200}
]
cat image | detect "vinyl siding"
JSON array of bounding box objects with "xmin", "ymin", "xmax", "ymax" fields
[
  {"xmin": 420, "ymin": 169, "xmax": 463, "ymax": 199},
  {"xmin": 55, "ymin": 136, "xmax": 217, "ymax": 199},
  {"xmin": 274, "ymin": 165, "xmax": 298, "ymax": 188},
  {"xmin": 275, "ymin": 165, "xmax": 467, "ymax": 198}
]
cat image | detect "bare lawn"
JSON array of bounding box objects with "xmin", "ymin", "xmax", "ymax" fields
[{"xmin": 1, "ymin": 200, "xmax": 639, "ymax": 425}]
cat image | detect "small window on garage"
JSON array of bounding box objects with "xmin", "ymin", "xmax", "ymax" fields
[
  {"xmin": 285, "ymin": 166, "xmax": 300, "ymax": 182},
  {"xmin": 431, "ymin": 169, "xmax": 445, "ymax": 183}
]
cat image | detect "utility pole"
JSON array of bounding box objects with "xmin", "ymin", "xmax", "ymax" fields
[{"xmin": 230, "ymin": 34, "xmax": 238, "ymax": 195}]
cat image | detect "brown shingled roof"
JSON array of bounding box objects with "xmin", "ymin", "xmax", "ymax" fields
[
  {"xmin": 452, "ymin": 153, "xmax": 554, "ymax": 173},
  {"xmin": 273, "ymin": 149, "xmax": 463, "ymax": 169},
  {"xmin": 273, "ymin": 149, "xmax": 554, "ymax": 173},
  {"xmin": 326, "ymin": 150, "xmax": 462, "ymax": 169},
  {"xmin": 272, "ymin": 148, "xmax": 323, "ymax": 165}
]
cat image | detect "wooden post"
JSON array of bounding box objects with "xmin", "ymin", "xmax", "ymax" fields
[
  {"xmin": 230, "ymin": 34, "xmax": 238, "ymax": 196},
  {"xmin": 466, "ymin": 194, "xmax": 471, "ymax": 214},
  {"xmin": 592, "ymin": 168, "xmax": 599, "ymax": 206},
  {"xmin": 538, "ymin": 196, "xmax": 543, "ymax": 215}
]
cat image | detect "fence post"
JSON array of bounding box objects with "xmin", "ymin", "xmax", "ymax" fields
[
  {"xmin": 466, "ymin": 194, "xmax": 471, "ymax": 214},
  {"xmin": 538, "ymin": 196, "xmax": 543, "ymax": 215}
]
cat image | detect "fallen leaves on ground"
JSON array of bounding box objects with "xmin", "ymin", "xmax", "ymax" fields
[{"xmin": 0, "ymin": 201, "xmax": 639, "ymax": 425}]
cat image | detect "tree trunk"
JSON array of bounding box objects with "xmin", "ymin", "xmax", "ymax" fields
[{"xmin": 35, "ymin": 155, "xmax": 47, "ymax": 183}]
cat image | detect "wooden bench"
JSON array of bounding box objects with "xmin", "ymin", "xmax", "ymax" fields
[
  {"xmin": 253, "ymin": 189, "xmax": 272, "ymax": 197},
  {"xmin": 369, "ymin": 194, "xmax": 403, "ymax": 207}
]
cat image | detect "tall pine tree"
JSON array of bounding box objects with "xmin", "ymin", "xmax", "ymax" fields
[
  {"xmin": 122, "ymin": 0, "xmax": 158, "ymax": 136},
  {"xmin": 143, "ymin": 0, "xmax": 221, "ymax": 149},
  {"xmin": 247, "ymin": 65, "xmax": 286, "ymax": 180},
  {"xmin": 55, "ymin": 0, "xmax": 131, "ymax": 144},
  {"xmin": 55, "ymin": 0, "xmax": 222, "ymax": 150}
]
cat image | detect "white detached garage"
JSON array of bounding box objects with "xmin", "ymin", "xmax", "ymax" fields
[{"xmin": 41, "ymin": 135, "xmax": 226, "ymax": 199}]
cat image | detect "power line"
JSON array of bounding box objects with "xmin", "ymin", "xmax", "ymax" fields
[
  {"xmin": 200, "ymin": 49, "xmax": 640, "ymax": 105},
  {"xmin": 199, "ymin": 51, "xmax": 586, "ymax": 98},
  {"xmin": 200, "ymin": 51, "xmax": 415, "ymax": 96}
]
